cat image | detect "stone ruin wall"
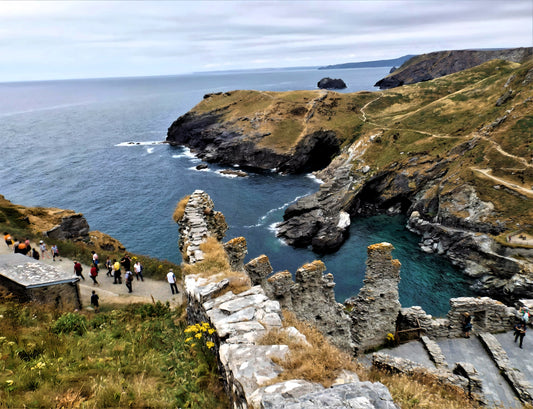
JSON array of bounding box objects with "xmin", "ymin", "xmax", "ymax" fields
[
  {"xmin": 178, "ymin": 190, "xmax": 531, "ymax": 407},
  {"xmin": 180, "ymin": 191, "xmax": 398, "ymax": 408}
]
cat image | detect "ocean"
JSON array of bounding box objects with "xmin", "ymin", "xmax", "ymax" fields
[{"xmin": 0, "ymin": 67, "xmax": 475, "ymax": 316}]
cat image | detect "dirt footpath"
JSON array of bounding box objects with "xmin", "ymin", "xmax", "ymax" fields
[{"xmin": 0, "ymin": 240, "xmax": 184, "ymax": 309}]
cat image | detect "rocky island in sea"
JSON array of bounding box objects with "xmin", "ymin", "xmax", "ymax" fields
[{"xmin": 167, "ymin": 49, "xmax": 533, "ymax": 303}]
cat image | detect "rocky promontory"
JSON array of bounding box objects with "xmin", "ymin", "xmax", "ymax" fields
[
  {"xmin": 166, "ymin": 90, "xmax": 341, "ymax": 173},
  {"xmin": 375, "ymin": 47, "xmax": 532, "ymax": 89}
]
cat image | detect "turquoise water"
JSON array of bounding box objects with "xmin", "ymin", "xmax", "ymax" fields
[{"xmin": 0, "ymin": 68, "xmax": 475, "ymax": 316}]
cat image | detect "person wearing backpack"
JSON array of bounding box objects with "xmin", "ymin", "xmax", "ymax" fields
[
  {"xmin": 124, "ymin": 270, "xmax": 133, "ymax": 293},
  {"xmin": 514, "ymin": 322, "xmax": 527, "ymax": 348}
]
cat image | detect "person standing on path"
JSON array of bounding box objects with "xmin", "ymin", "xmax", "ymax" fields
[
  {"xmin": 4, "ymin": 232, "xmax": 13, "ymax": 248},
  {"xmin": 120, "ymin": 254, "xmax": 131, "ymax": 273},
  {"xmin": 113, "ymin": 259, "xmax": 122, "ymax": 284},
  {"xmin": 90, "ymin": 290, "xmax": 99, "ymax": 313},
  {"xmin": 40, "ymin": 240, "xmax": 50, "ymax": 259},
  {"xmin": 167, "ymin": 269, "xmax": 179, "ymax": 295},
  {"xmin": 90, "ymin": 263, "xmax": 99, "ymax": 285},
  {"xmin": 463, "ymin": 312, "xmax": 472, "ymax": 338},
  {"xmin": 133, "ymin": 261, "xmax": 144, "ymax": 281},
  {"xmin": 73, "ymin": 261, "xmax": 85, "ymax": 280},
  {"xmin": 124, "ymin": 270, "xmax": 133, "ymax": 293},
  {"xmin": 105, "ymin": 257, "xmax": 113, "ymax": 277},
  {"xmin": 51, "ymin": 244, "xmax": 60, "ymax": 261},
  {"xmin": 91, "ymin": 251, "xmax": 99, "ymax": 268},
  {"xmin": 514, "ymin": 322, "xmax": 527, "ymax": 348}
]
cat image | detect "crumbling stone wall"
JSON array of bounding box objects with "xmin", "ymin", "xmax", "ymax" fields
[
  {"xmin": 178, "ymin": 190, "xmax": 228, "ymax": 263},
  {"xmin": 346, "ymin": 242, "xmax": 401, "ymax": 354},
  {"xmin": 179, "ymin": 190, "xmax": 398, "ymax": 408},
  {"xmin": 184, "ymin": 274, "xmax": 398, "ymax": 409},
  {"xmin": 244, "ymin": 256, "xmax": 354, "ymax": 353},
  {"xmin": 399, "ymin": 296, "xmax": 517, "ymax": 339}
]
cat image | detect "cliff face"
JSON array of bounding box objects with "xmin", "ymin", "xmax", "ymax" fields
[
  {"xmin": 167, "ymin": 56, "xmax": 533, "ymax": 299},
  {"xmin": 375, "ymin": 47, "xmax": 532, "ymax": 89},
  {"xmin": 167, "ymin": 90, "xmax": 341, "ymax": 173}
]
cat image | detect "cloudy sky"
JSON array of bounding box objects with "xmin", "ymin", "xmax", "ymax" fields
[{"xmin": 0, "ymin": 0, "xmax": 531, "ymax": 82}]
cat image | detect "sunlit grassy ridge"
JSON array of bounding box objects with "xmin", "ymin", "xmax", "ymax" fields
[
  {"xmin": 0, "ymin": 300, "xmax": 228, "ymax": 408},
  {"xmin": 187, "ymin": 58, "xmax": 533, "ymax": 237}
]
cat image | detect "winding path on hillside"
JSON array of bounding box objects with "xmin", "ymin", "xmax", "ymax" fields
[{"xmin": 359, "ymin": 94, "xmax": 532, "ymax": 199}]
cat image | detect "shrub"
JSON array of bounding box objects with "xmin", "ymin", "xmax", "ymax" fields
[{"xmin": 52, "ymin": 312, "xmax": 88, "ymax": 335}]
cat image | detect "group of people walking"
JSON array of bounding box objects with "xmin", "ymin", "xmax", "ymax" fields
[
  {"xmin": 4, "ymin": 232, "xmax": 60, "ymax": 261},
  {"xmin": 77, "ymin": 252, "xmax": 145, "ymax": 294}
]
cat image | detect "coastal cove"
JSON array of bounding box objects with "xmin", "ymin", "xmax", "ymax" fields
[{"xmin": 1, "ymin": 67, "xmax": 475, "ymax": 316}]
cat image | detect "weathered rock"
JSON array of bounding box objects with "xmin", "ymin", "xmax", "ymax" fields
[
  {"xmin": 166, "ymin": 106, "xmax": 341, "ymax": 174},
  {"xmin": 224, "ymin": 237, "xmax": 248, "ymax": 272},
  {"xmin": 317, "ymin": 77, "xmax": 347, "ymax": 89},
  {"xmin": 375, "ymin": 47, "xmax": 533, "ymax": 89},
  {"xmin": 346, "ymin": 243, "xmax": 401, "ymax": 354},
  {"xmin": 45, "ymin": 214, "xmax": 90, "ymax": 240}
]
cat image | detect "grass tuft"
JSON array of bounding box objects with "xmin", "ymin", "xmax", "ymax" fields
[{"xmin": 173, "ymin": 195, "xmax": 191, "ymax": 223}]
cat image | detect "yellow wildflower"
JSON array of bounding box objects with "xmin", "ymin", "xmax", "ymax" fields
[
  {"xmin": 195, "ymin": 333, "xmax": 202, "ymax": 339},
  {"xmin": 185, "ymin": 337, "xmax": 193, "ymax": 343},
  {"xmin": 6, "ymin": 380, "xmax": 13, "ymax": 386},
  {"xmin": 206, "ymin": 341, "xmax": 215, "ymax": 349},
  {"xmin": 208, "ymin": 328, "xmax": 215, "ymax": 334}
]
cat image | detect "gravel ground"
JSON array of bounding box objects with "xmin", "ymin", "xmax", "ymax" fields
[{"xmin": 1, "ymin": 240, "xmax": 184, "ymax": 310}]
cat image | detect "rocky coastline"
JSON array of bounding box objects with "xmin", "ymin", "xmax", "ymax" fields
[{"xmin": 166, "ymin": 54, "xmax": 533, "ymax": 300}]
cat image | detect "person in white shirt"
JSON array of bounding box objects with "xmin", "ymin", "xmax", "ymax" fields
[{"xmin": 166, "ymin": 269, "xmax": 179, "ymax": 294}]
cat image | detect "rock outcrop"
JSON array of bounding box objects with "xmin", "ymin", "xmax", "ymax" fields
[
  {"xmin": 317, "ymin": 77, "xmax": 347, "ymax": 89},
  {"xmin": 375, "ymin": 47, "xmax": 533, "ymax": 89},
  {"xmin": 166, "ymin": 90, "xmax": 341, "ymax": 174}
]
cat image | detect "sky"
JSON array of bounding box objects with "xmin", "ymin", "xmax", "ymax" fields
[{"xmin": 0, "ymin": 0, "xmax": 531, "ymax": 82}]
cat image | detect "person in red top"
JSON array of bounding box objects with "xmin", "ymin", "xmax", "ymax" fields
[
  {"xmin": 90, "ymin": 263, "xmax": 99, "ymax": 285},
  {"xmin": 73, "ymin": 261, "xmax": 85, "ymax": 280}
]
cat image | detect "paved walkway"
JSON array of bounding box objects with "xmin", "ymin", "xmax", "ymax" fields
[
  {"xmin": 369, "ymin": 332, "xmax": 531, "ymax": 408},
  {"xmin": 0, "ymin": 240, "xmax": 184, "ymax": 310}
]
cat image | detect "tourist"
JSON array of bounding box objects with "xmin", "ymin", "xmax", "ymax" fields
[
  {"xmin": 91, "ymin": 251, "xmax": 99, "ymax": 268},
  {"xmin": 133, "ymin": 260, "xmax": 144, "ymax": 281},
  {"xmin": 4, "ymin": 232, "xmax": 13, "ymax": 248},
  {"xmin": 39, "ymin": 240, "xmax": 50, "ymax": 259},
  {"xmin": 462, "ymin": 312, "xmax": 472, "ymax": 338},
  {"xmin": 90, "ymin": 290, "xmax": 99, "ymax": 313},
  {"xmin": 120, "ymin": 254, "xmax": 131, "ymax": 272},
  {"xmin": 113, "ymin": 259, "xmax": 122, "ymax": 284},
  {"xmin": 90, "ymin": 263, "xmax": 99, "ymax": 285},
  {"xmin": 167, "ymin": 269, "xmax": 179, "ymax": 295},
  {"xmin": 105, "ymin": 257, "xmax": 113, "ymax": 277},
  {"xmin": 519, "ymin": 306, "xmax": 530, "ymax": 324},
  {"xmin": 514, "ymin": 322, "xmax": 526, "ymax": 348},
  {"xmin": 73, "ymin": 260, "xmax": 85, "ymax": 280},
  {"xmin": 124, "ymin": 270, "xmax": 133, "ymax": 293},
  {"xmin": 32, "ymin": 248, "xmax": 40, "ymax": 260},
  {"xmin": 12, "ymin": 238, "xmax": 20, "ymax": 253},
  {"xmin": 51, "ymin": 244, "xmax": 60, "ymax": 261}
]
